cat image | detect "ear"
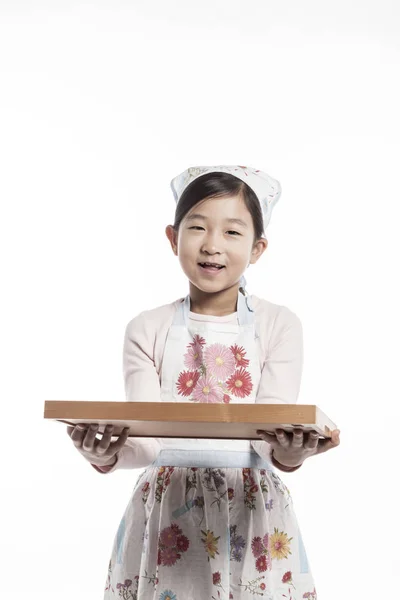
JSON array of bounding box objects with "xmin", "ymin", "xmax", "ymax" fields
[
  {"xmin": 165, "ymin": 225, "xmax": 178, "ymax": 255},
  {"xmin": 249, "ymin": 237, "xmax": 268, "ymax": 265}
]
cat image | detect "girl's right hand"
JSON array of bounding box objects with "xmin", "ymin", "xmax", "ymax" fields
[{"xmin": 66, "ymin": 423, "xmax": 130, "ymax": 467}]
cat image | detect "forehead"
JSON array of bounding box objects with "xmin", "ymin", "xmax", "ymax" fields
[{"xmin": 184, "ymin": 194, "xmax": 250, "ymax": 227}]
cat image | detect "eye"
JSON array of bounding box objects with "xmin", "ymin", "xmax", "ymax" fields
[{"xmin": 188, "ymin": 226, "xmax": 240, "ymax": 236}]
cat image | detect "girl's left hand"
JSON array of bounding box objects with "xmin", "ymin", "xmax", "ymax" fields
[{"xmin": 256, "ymin": 428, "xmax": 341, "ymax": 468}]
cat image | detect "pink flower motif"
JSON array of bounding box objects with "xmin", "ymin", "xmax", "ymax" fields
[
  {"xmin": 159, "ymin": 547, "xmax": 180, "ymax": 566},
  {"xmin": 184, "ymin": 345, "xmax": 203, "ymax": 370},
  {"xmin": 160, "ymin": 526, "xmax": 178, "ymax": 548},
  {"xmin": 176, "ymin": 534, "xmax": 189, "ymax": 552},
  {"xmin": 282, "ymin": 571, "xmax": 292, "ymax": 583},
  {"xmin": 230, "ymin": 344, "xmax": 250, "ymax": 368},
  {"xmin": 191, "ymin": 337, "xmax": 205, "ymax": 358},
  {"xmin": 176, "ymin": 370, "xmax": 200, "ymax": 397},
  {"xmin": 256, "ymin": 554, "xmax": 268, "ymax": 572},
  {"xmin": 204, "ymin": 343, "xmax": 236, "ymax": 380},
  {"xmin": 263, "ymin": 533, "xmax": 269, "ymax": 548},
  {"xmin": 189, "ymin": 334, "xmax": 206, "ymax": 348},
  {"xmin": 226, "ymin": 367, "xmax": 253, "ymax": 398},
  {"xmin": 170, "ymin": 523, "xmax": 182, "ymax": 534},
  {"xmin": 192, "ymin": 373, "xmax": 224, "ymax": 403},
  {"xmin": 223, "ymin": 394, "xmax": 231, "ymax": 403},
  {"xmin": 251, "ymin": 536, "xmax": 264, "ymax": 558},
  {"xmin": 213, "ymin": 571, "xmax": 221, "ymax": 585}
]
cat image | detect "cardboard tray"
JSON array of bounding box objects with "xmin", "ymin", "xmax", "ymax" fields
[{"xmin": 44, "ymin": 401, "xmax": 336, "ymax": 440}]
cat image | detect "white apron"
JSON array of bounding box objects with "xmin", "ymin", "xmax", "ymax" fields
[
  {"xmin": 160, "ymin": 290, "xmax": 261, "ymax": 405},
  {"xmin": 104, "ymin": 290, "xmax": 317, "ymax": 600}
]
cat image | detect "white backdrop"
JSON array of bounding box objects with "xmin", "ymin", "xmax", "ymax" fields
[{"xmin": 1, "ymin": 1, "xmax": 399, "ymax": 598}]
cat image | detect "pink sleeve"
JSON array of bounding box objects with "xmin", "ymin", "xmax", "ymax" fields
[
  {"xmin": 90, "ymin": 437, "xmax": 162, "ymax": 474},
  {"xmin": 123, "ymin": 311, "xmax": 167, "ymax": 403},
  {"xmin": 92, "ymin": 312, "xmax": 162, "ymax": 474},
  {"xmin": 251, "ymin": 307, "xmax": 304, "ymax": 461},
  {"xmin": 256, "ymin": 306, "xmax": 303, "ymax": 405}
]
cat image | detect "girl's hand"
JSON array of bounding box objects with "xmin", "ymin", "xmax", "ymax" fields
[
  {"xmin": 66, "ymin": 423, "xmax": 130, "ymax": 467},
  {"xmin": 256, "ymin": 428, "xmax": 341, "ymax": 468}
]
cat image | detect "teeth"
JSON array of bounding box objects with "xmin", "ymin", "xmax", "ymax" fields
[{"xmin": 201, "ymin": 263, "xmax": 222, "ymax": 267}]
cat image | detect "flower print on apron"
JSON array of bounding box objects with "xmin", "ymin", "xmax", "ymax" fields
[
  {"xmin": 160, "ymin": 290, "xmax": 261, "ymax": 405},
  {"xmin": 104, "ymin": 290, "xmax": 318, "ymax": 600}
]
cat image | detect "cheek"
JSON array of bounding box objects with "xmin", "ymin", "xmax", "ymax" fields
[
  {"xmin": 178, "ymin": 236, "xmax": 197, "ymax": 255},
  {"xmin": 177, "ymin": 246, "xmax": 196, "ymax": 266},
  {"xmin": 231, "ymin": 246, "xmax": 250, "ymax": 263}
]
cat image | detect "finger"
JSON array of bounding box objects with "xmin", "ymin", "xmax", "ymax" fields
[
  {"xmin": 96, "ymin": 425, "xmax": 115, "ymax": 454},
  {"xmin": 69, "ymin": 424, "xmax": 88, "ymax": 447},
  {"xmin": 275, "ymin": 429, "xmax": 290, "ymax": 448},
  {"xmin": 256, "ymin": 430, "xmax": 279, "ymax": 446},
  {"xmin": 304, "ymin": 430, "xmax": 319, "ymax": 450},
  {"xmin": 291, "ymin": 429, "xmax": 304, "ymax": 449},
  {"xmin": 333, "ymin": 429, "xmax": 341, "ymax": 441},
  {"xmin": 109, "ymin": 427, "xmax": 131, "ymax": 453},
  {"xmin": 316, "ymin": 430, "xmax": 341, "ymax": 455},
  {"xmin": 82, "ymin": 424, "xmax": 99, "ymax": 452}
]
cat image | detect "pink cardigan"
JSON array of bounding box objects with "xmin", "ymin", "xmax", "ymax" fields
[{"xmin": 93, "ymin": 294, "xmax": 303, "ymax": 474}]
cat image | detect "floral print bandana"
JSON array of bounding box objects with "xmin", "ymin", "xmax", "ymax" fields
[{"xmin": 170, "ymin": 165, "xmax": 281, "ymax": 231}]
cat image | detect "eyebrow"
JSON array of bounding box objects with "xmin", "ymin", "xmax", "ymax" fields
[{"xmin": 185, "ymin": 213, "xmax": 248, "ymax": 228}]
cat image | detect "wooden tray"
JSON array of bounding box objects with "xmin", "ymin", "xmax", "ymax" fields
[{"xmin": 44, "ymin": 401, "xmax": 336, "ymax": 439}]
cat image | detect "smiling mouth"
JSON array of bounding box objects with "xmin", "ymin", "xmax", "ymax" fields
[{"xmin": 198, "ymin": 263, "xmax": 225, "ymax": 270}]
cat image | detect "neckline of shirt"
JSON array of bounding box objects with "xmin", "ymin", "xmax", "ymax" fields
[
  {"xmin": 188, "ymin": 310, "xmax": 238, "ymax": 322},
  {"xmin": 179, "ymin": 294, "xmax": 254, "ymax": 322}
]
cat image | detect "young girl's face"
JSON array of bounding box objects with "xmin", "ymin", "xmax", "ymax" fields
[{"xmin": 167, "ymin": 194, "xmax": 267, "ymax": 295}]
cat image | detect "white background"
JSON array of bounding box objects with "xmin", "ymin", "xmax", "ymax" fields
[{"xmin": 1, "ymin": 1, "xmax": 400, "ymax": 598}]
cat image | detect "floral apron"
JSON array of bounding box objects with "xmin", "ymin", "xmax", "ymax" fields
[{"xmin": 104, "ymin": 291, "xmax": 317, "ymax": 600}]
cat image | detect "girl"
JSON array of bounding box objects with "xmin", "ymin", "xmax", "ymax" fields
[{"xmin": 68, "ymin": 165, "xmax": 340, "ymax": 600}]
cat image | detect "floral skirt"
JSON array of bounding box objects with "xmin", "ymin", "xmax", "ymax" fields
[{"xmin": 104, "ymin": 450, "xmax": 317, "ymax": 600}]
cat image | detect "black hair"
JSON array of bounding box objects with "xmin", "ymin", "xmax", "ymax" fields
[
  {"xmin": 172, "ymin": 172, "xmax": 265, "ymax": 243},
  {"xmin": 172, "ymin": 172, "xmax": 265, "ymax": 296}
]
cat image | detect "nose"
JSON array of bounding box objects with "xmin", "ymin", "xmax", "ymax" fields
[
  {"xmin": 201, "ymin": 231, "xmax": 224, "ymax": 254},
  {"xmin": 201, "ymin": 243, "xmax": 222, "ymax": 257}
]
